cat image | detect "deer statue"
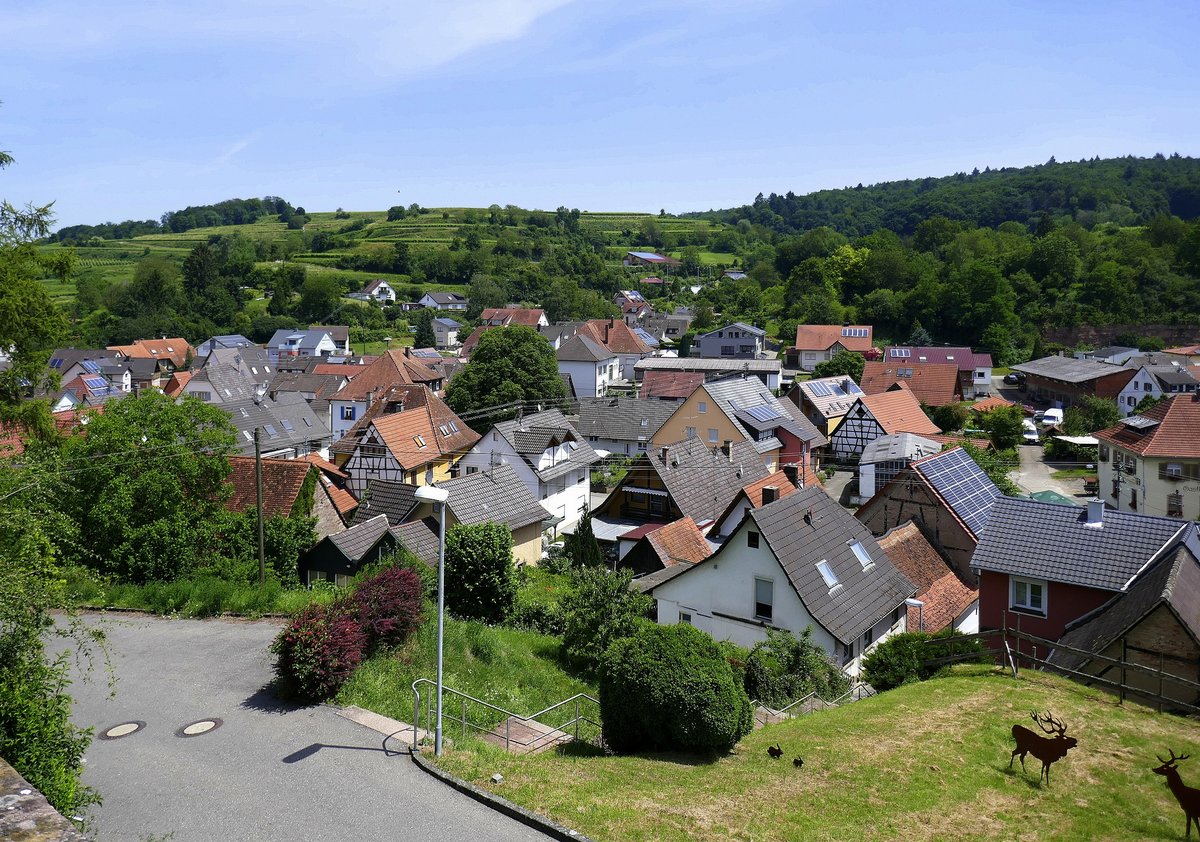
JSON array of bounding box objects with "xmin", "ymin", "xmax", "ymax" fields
[
  {"xmin": 1009, "ymin": 710, "xmax": 1078, "ymax": 785},
  {"xmin": 1154, "ymin": 750, "xmax": 1200, "ymax": 839}
]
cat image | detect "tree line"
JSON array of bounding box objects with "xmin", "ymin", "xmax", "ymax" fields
[{"xmin": 49, "ymin": 196, "xmax": 298, "ymax": 243}]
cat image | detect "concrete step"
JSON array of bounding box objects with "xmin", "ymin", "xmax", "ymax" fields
[{"xmin": 337, "ymin": 704, "xmax": 428, "ymax": 749}]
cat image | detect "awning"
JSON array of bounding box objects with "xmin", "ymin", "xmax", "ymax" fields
[
  {"xmin": 624, "ymin": 486, "xmax": 669, "ymax": 497},
  {"xmin": 1053, "ymin": 435, "xmax": 1099, "ymax": 445}
]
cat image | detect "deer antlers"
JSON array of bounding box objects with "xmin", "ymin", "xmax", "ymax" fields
[
  {"xmin": 1157, "ymin": 749, "xmax": 1191, "ymax": 767},
  {"xmin": 1030, "ymin": 710, "xmax": 1068, "ymax": 736}
]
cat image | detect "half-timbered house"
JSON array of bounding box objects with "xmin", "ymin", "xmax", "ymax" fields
[{"xmin": 828, "ymin": 385, "xmax": 941, "ymax": 463}]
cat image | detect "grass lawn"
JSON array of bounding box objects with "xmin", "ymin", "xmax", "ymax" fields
[
  {"xmin": 434, "ymin": 664, "xmax": 1199, "ymax": 841},
  {"xmin": 337, "ymin": 608, "xmax": 594, "ymax": 729},
  {"xmin": 1051, "ymin": 469, "xmax": 1098, "ymax": 480}
]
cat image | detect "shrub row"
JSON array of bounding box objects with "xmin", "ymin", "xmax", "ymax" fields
[
  {"xmin": 861, "ymin": 629, "xmax": 988, "ymax": 692},
  {"xmin": 271, "ymin": 565, "xmax": 423, "ymax": 702}
]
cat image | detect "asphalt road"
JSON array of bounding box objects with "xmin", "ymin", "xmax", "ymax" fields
[{"xmin": 61, "ymin": 613, "xmax": 549, "ymax": 842}]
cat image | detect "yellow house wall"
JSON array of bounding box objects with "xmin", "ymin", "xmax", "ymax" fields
[{"xmin": 651, "ymin": 386, "xmax": 745, "ymax": 449}]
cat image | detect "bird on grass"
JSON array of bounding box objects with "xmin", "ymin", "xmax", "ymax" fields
[
  {"xmin": 793, "ymin": 757, "xmax": 804, "ymax": 769},
  {"xmin": 767, "ymin": 743, "xmax": 783, "ymax": 759}
]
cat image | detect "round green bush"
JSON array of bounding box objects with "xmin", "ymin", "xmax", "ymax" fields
[
  {"xmin": 599, "ymin": 624, "xmax": 753, "ymax": 754},
  {"xmin": 861, "ymin": 629, "xmax": 986, "ymax": 692},
  {"xmin": 271, "ymin": 602, "xmax": 367, "ymax": 701}
]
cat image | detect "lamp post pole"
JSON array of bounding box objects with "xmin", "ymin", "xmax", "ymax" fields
[
  {"xmin": 905, "ymin": 597, "xmax": 925, "ymax": 632},
  {"xmin": 414, "ymin": 484, "xmax": 450, "ymax": 756}
]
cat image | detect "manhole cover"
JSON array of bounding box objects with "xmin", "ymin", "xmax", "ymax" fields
[
  {"xmin": 175, "ymin": 718, "xmax": 223, "ymax": 738},
  {"xmin": 98, "ymin": 721, "xmax": 146, "ymax": 740}
]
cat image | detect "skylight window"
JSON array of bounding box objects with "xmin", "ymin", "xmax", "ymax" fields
[
  {"xmin": 850, "ymin": 541, "xmax": 873, "ymax": 570},
  {"xmin": 264, "ymin": 424, "xmax": 279, "ymax": 439},
  {"xmin": 816, "ymin": 560, "xmax": 839, "ymax": 588},
  {"xmin": 242, "ymin": 430, "xmax": 253, "ymax": 441},
  {"xmin": 414, "ymin": 435, "xmax": 427, "ymax": 448}
]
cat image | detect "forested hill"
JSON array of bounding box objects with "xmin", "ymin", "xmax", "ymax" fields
[{"xmin": 698, "ymin": 154, "xmax": 1200, "ymax": 237}]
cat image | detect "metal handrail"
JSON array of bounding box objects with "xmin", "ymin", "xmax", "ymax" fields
[
  {"xmin": 750, "ymin": 681, "xmax": 871, "ymax": 725},
  {"xmin": 411, "ymin": 679, "xmax": 602, "ymax": 752}
]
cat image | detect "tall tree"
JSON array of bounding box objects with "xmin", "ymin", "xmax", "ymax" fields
[{"xmin": 445, "ymin": 326, "xmax": 566, "ymax": 428}]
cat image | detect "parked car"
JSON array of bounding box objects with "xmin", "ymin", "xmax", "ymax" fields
[
  {"xmin": 1003, "ymin": 372, "xmax": 1024, "ymax": 385},
  {"xmin": 1022, "ymin": 420, "xmax": 1040, "ymax": 444},
  {"xmin": 1041, "ymin": 408, "xmax": 1064, "ymax": 427}
]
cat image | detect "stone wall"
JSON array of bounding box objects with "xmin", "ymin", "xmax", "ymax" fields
[{"xmin": 0, "ymin": 758, "xmax": 88, "ymax": 841}]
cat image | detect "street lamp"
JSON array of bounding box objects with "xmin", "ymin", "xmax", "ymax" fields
[
  {"xmin": 904, "ymin": 597, "xmax": 925, "ymax": 632},
  {"xmin": 414, "ymin": 484, "xmax": 450, "ymax": 755}
]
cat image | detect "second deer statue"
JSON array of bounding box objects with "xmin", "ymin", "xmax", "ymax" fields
[
  {"xmin": 1153, "ymin": 750, "xmax": 1200, "ymax": 839},
  {"xmin": 1009, "ymin": 710, "xmax": 1078, "ymax": 785}
]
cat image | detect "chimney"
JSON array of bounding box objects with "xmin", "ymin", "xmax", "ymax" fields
[
  {"xmin": 783, "ymin": 464, "xmax": 800, "ymax": 487},
  {"xmin": 762, "ymin": 485, "xmax": 778, "ymax": 505},
  {"xmin": 1086, "ymin": 498, "xmax": 1105, "ymax": 528},
  {"xmin": 723, "ymin": 440, "xmax": 733, "ymax": 462},
  {"xmin": 659, "ymin": 446, "xmax": 668, "ymax": 465}
]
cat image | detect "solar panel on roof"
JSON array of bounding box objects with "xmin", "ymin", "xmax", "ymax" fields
[
  {"xmin": 82, "ymin": 375, "xmax": 106, "ymax": 389},
  {"xmin": 82, "ymin": 360, "xmax": 102, "ymax": 374},
  {"xmin": 49, "ymin": 358, "xmax": 64, "ymax": 369},
  {"xmin": 828, "ymin": 383, "xmax": 844, "ymax": 396},
  {"xmin": 1120, "ymin": 415, "xmax": 1160, "ymax": 429},
  {"xmin": 808, "ymin": 382, "xmax": 831, "ymax": 397},
  {"xmin": 891, "ymin": 348, "xmax": 911, "ymax": 358},
  {"xmin": 916, "ymin": 448, "xmax": 1000, "ymax": 537},
  {"xmin": 847, "ymin": 382, "xmax": 863, "ymax": 395},
  {"xmin": 746, "ymin": 405, "xmax": 781, "ymax": 422}
]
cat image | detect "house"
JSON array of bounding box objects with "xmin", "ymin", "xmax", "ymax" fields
[
  {"xmin": 267, "ymin": 370, "xmax": 350, "ymax": 422},
  {"xmin": 162, "ymin": 370, "xmax": 193, "ymax": 398},
  {"xmin": 182, "ymin": 346, "xmax": 274, "ymax": 405},
  {"xmin": 620, "ymin": 517, "xmax": 712, "ymax": 577},
  {"xmin": 377, "ymin": 465, "xmax": 552, "ymax": 567},
  {"xmin": 328, "ymin": 349, "xmax": 444, "ymax": 440},
  {"xmin": 108, "ymin": 338, "xmax": 194, "ymax": 371},
  {"xmin": 694, "ymin": 323, "xmax": 767, "ymax": 360},
  {"xmin": 638, "ymin": 275, "xmax": 666, "ymax": 285},
  {"xmin": 456, "ymin": 409, "xmax": 601, "ymax": 528},
  {"xmin": 639, "ymin": 371, "xmax": 704, "ymax": 402},
  {"xmin": 339, "ymin": 389, "xmax": 479, "ymax": 494},
  {"xmin": 195, "ymin": 334, "xmax": 256, "ymax": 357},
  {"xmin": 828, "ymin": 385, "xmax": 942, "ymax": 462},
  {"xmin": 224, "ymin": 456, "xmax": 345, "ymax": 540},
  {"xmin": 854, "ymin": 432, "xmax": 942, "ymax": 503},
  {"xmin": 641, "ymin": 486, "xmax": 915, "ymax": 677},
  {"xmin": 971, "ymin": 497, "xmax": 1197, "ymax": 650},
  {"xmin": 431, "ymin": 317, "xmax": 461, "ymax": 350},
  {"xmin": 298, "ymin": 452, "xmax": 359, "ymax": 522},
  {"xmin": 1049, "ymin": 540, "xmax": 1200, "ymax": 706},
  {"xmin": 1079, "ymin": 345, "xmax": 1139, "ymax": 365},
  {"xmin": 634, "ymin": 357, "xmax": 782, "ymax": 391},
  {"xmin": 876, "ymin": 521, "xmax": 978, "ymax": 634},
  {"xmin": 786, "ymin": 375, "xmax": 865, "ymax": 436},
  {"xmin": 594, "ymin": 436, "xmax": 769, "ymax": 540},
  {"xmin": 856, "ymin": 446, "xmax": 1001, "ymax": 583},
  {"xmin": 480, "ymin": 308, "xmax": 548, "ymax": 328},
  {"xmin": 860, "ymin": 361, "xmax": 963, "ymax": 407},
  {"xmin": 623, "ymin": 251, "xmax": 681, "ymax": 270},
  {"xmin": 356, "ymin": 278, "xmax": 396, "ymax": 302},
  {"xmin": 711, "ymin": 473, "xmax": 798, "ymax": 539},
  {"xmin": 546, "ymin": 319, "xmax": 654, "ymax": 381},
  {"xmin": 297, "ymin": 514, "xmax": 399, "ymax": 587},
  {"xmin": 265, "ymin": 329, "xmax": 339, "ymax": 364},
  {"xmin": 650, "ymin": 375, "xmax": 827, "ymax": 474},
  {"xmin": 52, "ymin": 373, "xmax": 126, "ymax": 410},
  {"xmin": 556, "ymin": 335, "xmax": 620, "ymax": 398},
  {"xmin": 571, "ymin": 396, "xmax": 677, "ymax": 458},
  {"xmin": 1094, "ymin": 395, "xmax": 1200, "ymax": 520},
  {"xmin": 638, "ymin": 310, "xmax": 692, "ymax": 344},
  {"xmin": 222, "ymin": 392, "xmax": 333, "ymax": 459},
  {"xmin": 418, "ymin": 291, "xmax": 469, "ymax": 311},
  {"xmin": 884, "ymin": 346, "xmax": 993, "ymax": 399},
  {"xmin": 614, "ymin": 290, "xmax": 651, "ymax": 320},
  {"xmin": 1010, "ymin": 355, "xmax": 1136, "ymax": 408},
  {"xmin": 310, "ymin": 325, "xmax": 351, "ymax": 354},
  {"xmin": 787, "ymin": 325, "xmax": 874, "ymax": 371},
  {"xmin": 969, "ymin": 396, "xmax": 1015, "ymax": 418},
  {"xmin": 1115, "ymin": 365, "xmax": 1199, "ymax": 416}
]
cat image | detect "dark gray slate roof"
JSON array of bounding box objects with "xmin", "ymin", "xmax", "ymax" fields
[
  {"xmin": 556, "ymin": 334, "xmax": 613, "ymax": 362},
  {"xmin": 222, "ymin": 392, "xmax": 331, "ymax": 455},
  {"xmin": 352, "ymin": 479, "xmax": 419, "ymax": 527},
  {"xmin": 751, "ymin": 486, "xmax": 916, "ymax": 644},
  {"xmin": 648, "ymin": 436, "xmax": 770, "ymax": 524},
  {"xmin": 860, "ymin": 432, "xmax": 941, "ymax": 465},
  {"xmin": 1052, "ymin": 540, "xmax": 1200, "ymax": 672},
  {"xmin": 1011, "ymin": 355, "xmax": 1123, "ymax": 383},
  {"xmin": 440, "ymin": 464, "xmax": 551, "ymax": 530},
  {"xmin": 572, "ymin": 397, "xmax": 676, "ymax": 443},
  {"xmin": 330, "ymin": 514, "xmax": 392, "ymax": 560},
  {"xmin": 491, "ymin": 409, "xmax": 600, "ymax": 481},
  {"xmin": 705, "ymin": 376, "xmax": 825, "ymax": 447},
  {"xmin": 971, "ymin": 497, "xmax": 1192, "ymax": 591},
  {"xmin": 390, "ymin": 517, "xmax": 441, "ymax": 567}
]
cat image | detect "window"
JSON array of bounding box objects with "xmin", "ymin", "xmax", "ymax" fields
[
  {"xmin": 679, "ymin": 612, "xmax": 692, "ymax": 625},
  {"xmin": 708, "ymin": 428, "xmax": 719, "ymax": 443},
  {"xmin": 413, "ymin": 435, "xmax": 427, "ymax": 448},
  {"xmin": 1010, "ymin": 576, "xmax": 1046, "ymax": 615},
  {"xmin": 340, "ymin": 406, "xmax": 355, "ymax": 421},
  {"xmin": 804, "ymin": 352, "xmax": 816, "ymax": 360},
  {"xmin": 1098, "ymin": 444, "xmax": 1109, "ymax": 462},
  {"xmin": 637, "ymin": 441, "xmax": 648, "ymax": 452},
  {"xmin": 816, "ymin": 560, "xmax": 839, "ymax": 588},
  {"xmin": 747, "ymin": 531, "xmax": 760, "ymax": 549},
  {"xmin": 754, "ymin": 578, "xmax": 773, "ymax": 621},
  {"xmin": 1130, "ymin": 488, "xmax": 1138, "ymax": 511},
  {"xmin": 698, "ymin": 401, "xmax": 707, "ymax": 414},
  {"xmin": 862, "ymin": 628, "xmax": 874, "ymax": 649},
  {"xmin": 193, "ymin": 391, "xmax": 212, "ymax": 402},
  {"xmin": 849, "ymin": 541, "xmax": 873, "ymax": 569},
  {"xmin": 1167, "ymin": 492, "xmax": 1183, "ymax": 518},
  {"xmin": 466, "ymin": 466, "xmax": 479, "ymax": 475},
  {"xmin": 686, "ymin": 426, "xmax": 697, "ymax": 438}
]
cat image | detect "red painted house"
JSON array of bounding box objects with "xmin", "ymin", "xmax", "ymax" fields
[{"xmin": 971, "ymin": 497, "xmax": 1196, "ymax": 652}]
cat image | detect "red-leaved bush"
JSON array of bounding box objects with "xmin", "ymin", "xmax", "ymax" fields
[
  {"xmin": 271, "ymin": 602, "xmax": 367, "ymax": 701},
  {"xmin": 350, "ymin": 566, "xmax": 424, "ymax": 649}
]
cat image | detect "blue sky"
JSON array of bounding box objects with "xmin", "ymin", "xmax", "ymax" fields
[{"xmin": 3, "ymin": 0, "xmax": 1198, "ymax": 229}]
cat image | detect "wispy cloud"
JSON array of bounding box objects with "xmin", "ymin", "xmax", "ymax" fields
[{"xmin": 209, "ymin": 135, "xmax": 255, "ymax": 169}]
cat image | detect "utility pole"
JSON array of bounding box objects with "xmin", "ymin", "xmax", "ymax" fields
[{"xmin": 255, "ymin": 427, "xmax": 266, "ymax": 585}]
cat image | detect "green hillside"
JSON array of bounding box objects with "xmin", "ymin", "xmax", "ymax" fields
[{"xmin": 437, "ymin": 664, "xmax": 1200, "ymax": 841}]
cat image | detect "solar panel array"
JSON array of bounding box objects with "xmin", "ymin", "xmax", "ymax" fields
[
  {"xmin": 841, "ymin": 327, "xmax": 868, "ymax": 338},
  {"xmin": 746, "ymin": 404, "xmax": 781, "ymax": 422},
  {"xmin": 890, "ymin": 348, "xmax": 911, "ymax": 358},
  {"xmin": 808, "ymin": 381, "xmax": 831, "ymax": 397},
  {"xmin": 81, "ymin": 360, "xmax": 102, "ymax": 374},
  {"xmin": 916, "ymin": 448, "xmax": 1000, "ymax": 537},
  {"xmin": 807, "ymin": 380, "xmax": 863, "ymax": 399},
  {"xmin": 81, "ymin": 375, "xmax": 107, "ymax": 390},
  {"xmin": 49, "ymin": 358, "xmax": 64, "ymax": 369}
]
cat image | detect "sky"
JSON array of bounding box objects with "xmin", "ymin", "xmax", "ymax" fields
[{"xmin": 2, "ymin": 0, "xmax": 1199, "ymax": 230}]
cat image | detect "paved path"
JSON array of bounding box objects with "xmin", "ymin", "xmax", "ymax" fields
[
  {"xmin": 1012, "ymin": 441, "xmax": 1088, "ymax": 500},
  {"xmin": 62, "ymin": 613, "xmax": 549, "ymax": 842}
]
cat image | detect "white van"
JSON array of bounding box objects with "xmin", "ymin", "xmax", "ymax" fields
[{"xmin": 1041, "ymin": 408, "xmax": 1064, "ymax": 427}]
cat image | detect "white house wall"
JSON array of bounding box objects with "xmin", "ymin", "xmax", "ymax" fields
[{"xmin": 459, "ymin": 434, "xmax": 589, "ymax": 527}]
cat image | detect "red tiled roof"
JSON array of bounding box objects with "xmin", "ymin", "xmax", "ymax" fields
[
  {"xmin": 312, "ymin": 363, "xmax": 360, "ymax": 378},
  {"xmin": 644, "ymin": 517, "xmax": 712, "ymax": 567},
  {"xmin": 298, "ymin": 452, "xmax": 350, "ymax": 479},
  {"xmin": 970, "ymin": 396, "xmax": 1014, "ymax": 414},
  {"xmin": 322, "ymin": 476, "xmax": 359, "ymax": 516},
  {"xmin": 107, "ymin": 338, "xmax": 193, "ymax": 368},
  {"xmin": 577, "ymin": 319, "xmax": 651, "ymax": 355},
  {"xmin": 358, "ymin": 395, "xmax": 480, "ymax": 470},
  {"xmin": 330, "ymin": 349, "xmax": 441, "ymax": 401},
  {"xmin": 162, "ymin": 370, "xmax": 193, "ymax": 397},
  {"xmin": 927, "ymin": 433, "xmax": 992, "ymax": 451},
  {"xmin": 1095, "ymin": 394, "xmax": 1200, "ymax": 458},
  {"xmin": 859, "ymin": 387, "xmax": 941, "ymax": 436},
  {"xmin": 225, "ymin": 457, "xmax": 313, "ymax": 518},
  {"xmin": 738, "ymin": 473, "xmax": 798, "ymax": 508},
  {"xmin": 793, "ymin": 324, "xmax": 874, "ymax": 353},
  {"xmin": 884, "ymin": 346, "xmax": 993, "ymax": 370},
  {"xmin": 480, "ymin": 308, "xmax": 545, "ymax": 327},
  {"xmin": 639, "ymin": 371, "xmax": 704, "ymax": 400},
  {"xmin": 459, "ymin": 325, "xmax": 493, "ymax": 355},
  {"xmin": 877, "ymin": 521, "xmax": 977, "ymax": 634},
  {"xmin": 860, "ymin": 362, "xmax": 962, "ymax": 407},
  {"xmin": 1164, "ymin": 344, "xmax": 1200, "ymax": 355},
  {"xmin": 639, "ymin": 276, "xmax": 665, "ymax": 285}
]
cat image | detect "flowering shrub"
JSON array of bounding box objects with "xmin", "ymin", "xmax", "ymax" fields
[
  {"xmin": 271, "ymin": 602, "xmax": 367, "ymax": 701},
  {"xmin": 350, "ymin": 566, "xmax": 423, "ymax": 650}
]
